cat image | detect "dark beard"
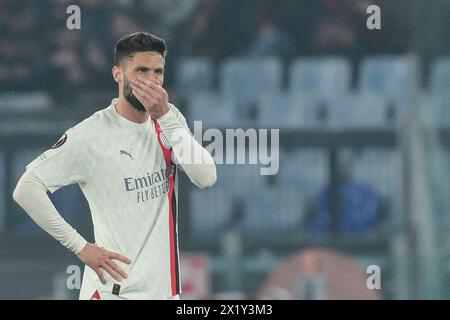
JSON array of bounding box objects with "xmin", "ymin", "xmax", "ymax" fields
[{"xmin": 123, "ymin": 77, "xmax": 146, "ymax": 112}]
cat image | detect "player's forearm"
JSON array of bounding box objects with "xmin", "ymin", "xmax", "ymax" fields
[
  {"xmin": 12, "ymin": 169, "xmax": 87, "ymax": 254},
  {"xmin": 176, "ymin": 151, "xmax": 217, "ymax": 189},
  {"xmin": 157, "ymin": 110, "xmax": 217, "ymax": 189}
]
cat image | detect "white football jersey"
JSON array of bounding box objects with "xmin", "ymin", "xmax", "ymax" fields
[{"xmin": 26, "ymin": 99, "xmax": 194, "ymax": 299}]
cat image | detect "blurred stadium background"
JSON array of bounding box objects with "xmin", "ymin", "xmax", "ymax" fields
[{"xmin": 1, "ymin": 0, "xmax": 450, "ymax": 299}]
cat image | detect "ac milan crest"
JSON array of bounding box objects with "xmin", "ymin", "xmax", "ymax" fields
[{"xmin": 159, "ymin": 131, "xmax": 171, "ymax": 149}]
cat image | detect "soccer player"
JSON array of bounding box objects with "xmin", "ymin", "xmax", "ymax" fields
[{"xmin": 12, "ymin": 32, "xmax": 217, "ymax": 300}]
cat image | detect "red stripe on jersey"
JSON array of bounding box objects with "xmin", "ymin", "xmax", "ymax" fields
[
  {"xmin": 152, "ymin": 117, "xmax": 179, "ymax": 296},
  {"xmin": 167, "ymin": 167, "xmax": 177, "ymax": 296}
]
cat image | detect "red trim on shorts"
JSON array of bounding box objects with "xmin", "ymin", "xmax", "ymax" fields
[{"xmin": 91, "ymin": 290, "xmax": 101, "ymax": 300}]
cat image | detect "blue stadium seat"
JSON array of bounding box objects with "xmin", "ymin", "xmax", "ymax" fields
[
  {"xmin": 339, "ymin": 148, "xmax": 402, "ymax": 199},
  {"xmin": 175, "ymin": 57, "xmax": 214, "ymax": 96},
  {"xmin": 258, "ymin": 93, "xmax": 335, "ymax": 129},
  {"xmin": 295, "ymin": 95, "xmax": 333, "ymax": 129},
  {"xmin": 188, "ymin": 92, "xmax": 234, "ymax": 128},
  {"xmin": 429, "ymin": 57, "xmax": 450, "ymax": 93},
  {"xmin": 421, "ymin": 93, "xmax": 450, "ymax": 127},
  {"xmin": 433, "ymin": 95, "xmax": 450, "ymax": 127},
  {"xmin": 190, "ymin": 185, "xmax": 233, "ymax": 235},
  {"xmin": 220, "ymin": 57, "xmax": 282, "ymax": 123},
  {"xmin": 289, "ymin": 57, "xmax": 352, "ymax": 98},
  {"xmin": 190, "ymin": 164, "xmax": 269, "ymax": 235},
  {"xmin": 279, "ymin": 149, "xmax": 329, "ymax": 198},
  {"xmin": 226, "ymin": 164, "xmax": 267, "ymax": 196},
  {"xmin": 243, "ymin": 186, "xmax": 304, "ymax": 234},
  {"xmin": 359, "ymin": 56, "xmax": 417, "ymax": 105},
  {"xmin": 221, "ymin": 57, "xmax": 282, "ymax": 99},
  {"xmin": 257, "ymin": 93, "xmax": 300, "ymax": 128},
  {"xmin": 326, "ymin": 93, "xmax": 389, "ymax": 129}
]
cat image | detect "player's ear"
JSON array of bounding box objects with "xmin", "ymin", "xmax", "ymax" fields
[{"xmin": 112, "ymin": 66, "xmax": 122, "ymax": 84}]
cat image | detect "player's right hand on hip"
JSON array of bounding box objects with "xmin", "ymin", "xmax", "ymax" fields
[{"xmin": 77, "ymin": 242, "xmax": 132, "ymax": 285}]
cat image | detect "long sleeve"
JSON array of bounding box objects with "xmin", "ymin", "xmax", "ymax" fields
[
  {"xmin": 12, "ymin": 169, "xmax": 87, "ymax": 254},
  {"xmin": 11, "ymin": 125, "xmax": 90, "ymax": 254},
  {"xmin": 157, "ymin": 105, "xmax": 217, "ymax": 189}
]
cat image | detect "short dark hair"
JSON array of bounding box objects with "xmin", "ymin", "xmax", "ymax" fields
[{"xmin": 114, "ymin": 32, "xmax": 167, "ymax": 66}]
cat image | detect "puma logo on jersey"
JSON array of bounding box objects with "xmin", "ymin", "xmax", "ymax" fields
[{"xmin": 120, "ymin": 148, "xmax": 133, "ymax": 160}]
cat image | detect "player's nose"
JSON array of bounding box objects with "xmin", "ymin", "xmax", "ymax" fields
[
  {"xmin": 149, "ymin": 72, "xmax": 162, "ymax": 85},
  {"xmin": 145, "ymin": 72, "xmax": 156, "ymax": 81}
]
